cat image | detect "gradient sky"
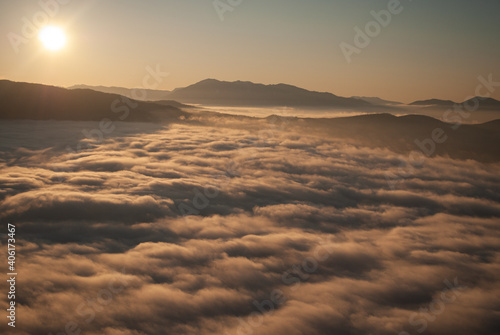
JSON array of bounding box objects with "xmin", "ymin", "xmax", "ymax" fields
[{"xmin": 1, "ymin": 0, "xmax": 499, "ymax": 103}]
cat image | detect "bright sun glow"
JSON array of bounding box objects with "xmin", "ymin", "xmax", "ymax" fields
[{"xmin": 38, "ymin": 26, "xmax": 66, "ymax": 51}]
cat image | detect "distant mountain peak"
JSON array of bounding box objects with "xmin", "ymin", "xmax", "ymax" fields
[
  {"xmin": 464, "ymin": 96, "xmax": 500, "ymax": 109},
  {"xmin": 196, "ymin": 78, "xmax": 221, "ymax": 84},
  {"xmin": 352, "ymin": 96, "xmax": 403, "ymax": 106},
  {"xmin": 169, "ymin": 79, "xmax": 370, "ymax": 108},
  {"xmin": 409, "ymin": 98, "xmax": 457, "ymax": 106},
  {"xmin": 408, "ymin": 96, "xmax": 500, "ymax": 110},
  {"xmin": 465, "ymin": 96, "xmax": 499, "ymax": 103}
]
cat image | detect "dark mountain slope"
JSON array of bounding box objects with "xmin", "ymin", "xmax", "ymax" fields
[{"xmin": 0, "ymin": 80, "xmax": 186, "ymax": 122}]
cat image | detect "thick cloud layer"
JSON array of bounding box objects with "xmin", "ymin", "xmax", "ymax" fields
[{"xmin": 0, "ymin": 119, "xmax": 499, "ymax": 335}]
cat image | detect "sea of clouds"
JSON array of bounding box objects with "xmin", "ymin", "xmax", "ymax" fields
[{"xmin": 0, "ymin": 119, "xmax": 499, "ymax": 335}]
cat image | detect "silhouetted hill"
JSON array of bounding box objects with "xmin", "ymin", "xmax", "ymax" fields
[
  {"xmin": 193, "ymin": 111, "xmax": 500, "ymax": 163},
  {"xmin": 463, "ymin": 97, "xmax": 500, "ymax": 109},
  {"xmin": 475, "ymin": 118, "xmax": 500, "ymax": 131},
  {"xmin": 409, "ymin": 99, "xmax": 456, "ymax": 106},
  {"xmin": 153, "ymin": 100, "xmax": 196, "ymax": 109},
  {"xmin": 168, "ymin": 79, "xmax": 372, "ymax": 108},
  {"xmin": 69, "ymin": 84, "xmax": 171, "ymax": 101},
  {"xmin": 409, "ymin": 96, "xmax": 500, "ymax": 111},
  {"xmin": 352, "ymin": 96, "xmax": 403, "ymax": 105},
  {"xmin": 295, "ymin": 114, "xmax": 500, "ymax": 162},
  {"xmin": 0, "ymin": 80, "xmax": 186, "ymax": 122}
]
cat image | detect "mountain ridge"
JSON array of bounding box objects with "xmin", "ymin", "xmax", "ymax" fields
[
  {"xmin": 68, "ymin": 79, "xmax": 500, "ymax": 111},
  {"xmin": 352, "ymin": 96, "xmax": 403, "ymax": 106},
  {"xmin": 409, "ymin": 99, "xmax": 456, "ymax": 106},
  {"xmin": 409, "ymin": 96, "xmax": 500, "ymax": 110},
  {"xmin": 164, "ymin": 78, "xmax": 374, "ymax": 108},
  {"xmin": 68, "ymin": 84, "xmax": 171, "ymax": 101},
  {"xmin": 0, "ymin": 80, "xmax": 186, "ymax": 122}
]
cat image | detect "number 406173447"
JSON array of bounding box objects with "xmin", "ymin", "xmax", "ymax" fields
[{"xmin": 7, "ymin": 224, "xmax": 16, "ymax": 272}]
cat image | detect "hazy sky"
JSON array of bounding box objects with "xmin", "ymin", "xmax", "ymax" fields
[{"xmin": 1, "ymin": 0, "xmax": 499, "ymax": 102}]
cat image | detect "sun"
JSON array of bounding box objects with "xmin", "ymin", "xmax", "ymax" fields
[{"xmin": 38, "ymin": 26, "xmax": 66, "ymax": 51}]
